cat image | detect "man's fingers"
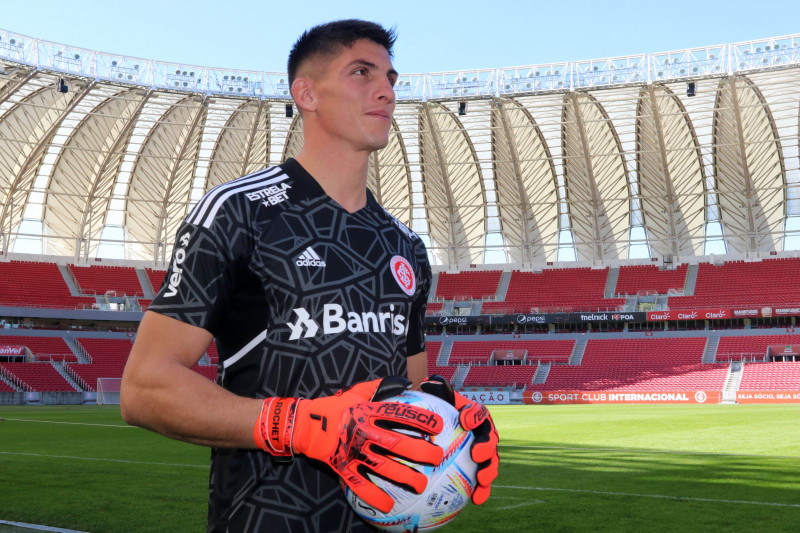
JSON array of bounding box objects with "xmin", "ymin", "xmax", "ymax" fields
[
  {"xmin": 470, "ymin": 423, "xmax": 499, "ymax": 464},
  {"xmin": 369, "ymin": 402, "xmax": 444, "ymax": 436},
  {"xmin": 368, "ymin": 427, "xmax": 444, "ymax": 466},
  {"xmin": 476, "ymin": 455, "xmax": 498, "ymax": 487},
  {"xmin": 363, "ymin": 450, "xmax": 429, "ymax": 494},
  {"xmin": 472, "ymin": 484, "xmax": 491, "ymax": 505},
  {"xmin": 346, "ymin": 477, "xmax": 395, "ymax": 514},
  {"xmin": 458, "ymin": 402, "xmax": 489, "ymax": 431}
]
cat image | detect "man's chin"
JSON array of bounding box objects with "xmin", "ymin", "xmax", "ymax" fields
[
  {"xmin": 365, "ymin": 138, "xmax": 390, "ymax": 153},
  {"xmin": 372, "ymin": 134, "xmax": 389, "ymax": 152}
]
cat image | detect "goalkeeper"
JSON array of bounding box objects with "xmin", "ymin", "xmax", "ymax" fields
[{"xmin": 121, "ymin": 19, "xmax": 498, "ymax": 533}]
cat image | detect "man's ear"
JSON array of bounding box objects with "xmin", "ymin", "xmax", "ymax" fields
[{"xmin": 291, "ymin": 77, "xmax": 316, "ymax": 115}]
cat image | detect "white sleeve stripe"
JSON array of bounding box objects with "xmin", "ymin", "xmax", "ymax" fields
[
  {"xmin": 186, "ymin": 167, "xmax": 276, "ymax": 224},
  {"xmin": 187, "ymin": 166, "xmax": 282, "ymax": 226},
  {"xmin": 222, "ymin": 329, "xmax": 268, "ymax": 369},
  {"xmin": 186, "ymin": 166, "xmax": 286, "ymax": 227},
  {"xmin": 197, "ymin": 173, "xmax": 289, "ymax": 229},
  {"xmin": 191, "ymin": 170, "xmax": 291, "ymax": 229}
]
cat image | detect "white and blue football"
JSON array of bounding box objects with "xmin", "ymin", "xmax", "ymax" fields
[{"xmin": 343, "ymin": 389, "xmax": 478, "ymax": 532}]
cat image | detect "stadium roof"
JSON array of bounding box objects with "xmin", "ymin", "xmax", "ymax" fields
[{"xmin": 1, "ymin": 28, "xmax": 799, "ymax": 268}]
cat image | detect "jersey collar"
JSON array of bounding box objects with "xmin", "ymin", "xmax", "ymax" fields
[{"xmin": 281, "ymin": 158, "xmax": 379, "ymax": 214}]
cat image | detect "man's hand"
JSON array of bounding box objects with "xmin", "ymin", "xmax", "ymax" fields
[
  {"xmin": 420, "ymin": 375, "xmax": 499, "ymax": 505},
  {"xmin": 254, "ymin": 377, "xmax": 445, "ymax": 513}
]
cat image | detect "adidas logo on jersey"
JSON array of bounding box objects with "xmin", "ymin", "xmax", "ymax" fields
[{"xmin": 295, "ymin": 246, "xmax": 326, "ymax": 268}]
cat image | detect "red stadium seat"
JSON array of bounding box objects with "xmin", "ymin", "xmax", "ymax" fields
[
  {"xmin": 66, "ymin": 338, "xmax": 133, "ymax": 391},
  {"xmin": 668, "ymin": 258, "xmax": 800, "ymax": 311},
  {"xmin": 739, "ymin": 362, "xmax": 800, "ymax": 390},
  {"xmin": 530, "ymin": 337, "xmax": 728, "ymax": 392},
  {"xmin": 0, "ymin": 261, "xmax": 96, "ymax": 309},
  {"xmin": 0, "ymin": 362, "xmax": 76, "ymax": 392},
  {"xmin": 482, "ymin": 268, "xmax": 624, "ymax": 314},
  {"xmin": 448, "ymin": 340, "xmax": 574, "ymax": 366},
  {"xmin": 616, "ymin": 264, "xmax": 688, "ymax": 295},
  {"xmin": 69, "ymin": 265, "xmax": 145, "ymax": 297},
  {"xmin": 435, "ymin": 271, "xmax": 502, "ymax": 300}
]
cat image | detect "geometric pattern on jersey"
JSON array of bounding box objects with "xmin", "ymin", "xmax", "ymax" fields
[{"xmin": 148, "ymin": 158, "xmax": 431, "ymax": 533}]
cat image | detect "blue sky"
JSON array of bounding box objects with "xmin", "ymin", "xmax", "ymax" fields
[{"xmin": 2, "ymin": 0, "xmax": 799, "ymax": 74}]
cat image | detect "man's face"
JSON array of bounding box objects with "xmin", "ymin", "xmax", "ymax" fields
[{"xmin": 304, "ymin": 39, "xmax": 397, "ymax": 153}]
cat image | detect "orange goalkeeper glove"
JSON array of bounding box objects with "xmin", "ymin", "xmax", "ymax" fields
[
  {"xmin": 420, "ymin": 375, "xmax": 499, "ymax": 505},
  {"xmin": 253, "ymin": 376, "xmax": 445, "ymax": 513}
]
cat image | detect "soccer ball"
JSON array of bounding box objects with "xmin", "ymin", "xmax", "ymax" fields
[{"xmin": 343, "ymin": 389, "xmax": 478, "ymax": 532}]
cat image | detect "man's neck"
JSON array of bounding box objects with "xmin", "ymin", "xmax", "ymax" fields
[{"xmin": 295, "ymin": 146, "xmax": 370, "ymax": 213}]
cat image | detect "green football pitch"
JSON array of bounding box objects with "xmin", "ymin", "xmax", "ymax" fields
[{"xmin": 1, "ymin": 404, "xmax": 799, "ymax": 532}]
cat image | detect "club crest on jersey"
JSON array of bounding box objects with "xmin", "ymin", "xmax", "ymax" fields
[{"xmin": 390, "ymin": 255, "xmax": 416, "ymax": 296}]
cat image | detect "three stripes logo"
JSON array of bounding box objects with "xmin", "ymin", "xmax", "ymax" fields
[{"xmin": 295, "ymin": 246, "xmax": 326, "ymax": 268}]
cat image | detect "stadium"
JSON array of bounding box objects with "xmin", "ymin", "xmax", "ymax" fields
[{"xmin": 1, "ymin": 23, "xmax": 800, "ymax": 533}]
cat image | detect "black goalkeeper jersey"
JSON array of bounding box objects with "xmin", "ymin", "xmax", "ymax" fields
[{"xmin": 147, "ymin": 158, "xmax": 431, "ymax": 533}]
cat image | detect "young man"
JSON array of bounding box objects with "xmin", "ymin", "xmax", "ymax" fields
[{"xmin": 121, "ymin": 19, "xmax": 497, "ymax": 533}]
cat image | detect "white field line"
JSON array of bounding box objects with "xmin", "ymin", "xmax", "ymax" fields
[
  {"xmin": 0, "ymin": 418, "xmax": 133, "ymax": 428},
  {"xmin": 0, "ymin": 451, "xmax": 207, "ymax": 469},
  {"xmin": 492, "ymin": 497, "xmax": 546, "ymax": 510},
  {"xmin": 0, "ymin": 519, "xmax": 88, "ymax": 533},
  {"xmin": 499, "ymin": 444, "xmax": 800, "ymax": 460},
  {"xmin": 493, "ymin": 484, "xmax": 800, "ymax": 509}
]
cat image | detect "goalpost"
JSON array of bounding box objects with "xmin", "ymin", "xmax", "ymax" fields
[{"xmin": 96, "ymin": 378, "xmax": 122, "ymax": 405}]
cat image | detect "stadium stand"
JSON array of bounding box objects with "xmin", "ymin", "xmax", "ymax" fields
[
  {"xmin": 482, "ymin": 268, "xmax": 624, "ymax": 314},
  {"xmin": 462, "ymin": 365, "xmax": 538, "ymax": 388},
  {"xmin": 425, "ymin": 341, "xmax": 460, "ymax": 383},
  {"xmin": 530, "ymin": 338, "xmax": 728, "ymax": 391},
  {"xmin": 0, "ymin": 261, "xmax": 96, "ymax": 309},
  {"xmin": 448, "ymin": 339, "xmax": 575, "ymax": 366},
  {"xmin": 739, "ymin": 362, "xmax": 800, "ymax": 390},
  {"xmin": 146, "ymin": 268, "xmax": 167, "ymax": 294},
  {"xmin": 616, "ymin": 264, "xmax": 688, "ymax": 295},
  {"xmin": 427, "ymin": 365, "xmax": 457, "ymax": 384},
  {"xmin": 435, "ymin": 271, "xmax": 502, "ymax": 300},
  {"xmin": 66, "ymin": 338, "xmax": 133, "ymax": 391},
  {"xmin": 69, "ymin": 265, "xmax": 145, "ymax": 297},
  {"xmin": 425, "ymin": 341, "xmax": 442, "ymax": 370},
  {"xmin": 668, "ymin": 258, "xmax": 800, "ymax": 310},
  {"xmin": 0, "ymin": 362, "xmax": 75, "ymax": 391},
  {"xmin": 1, "ymin": 257, "xmax": 798, "ymax": 399},
  {"xmin": 0, "ymin": 335, "xmax": 75, "ymax": 361},
  {"xmin": 716, "ymin": 334, "xmax": 800, "ymax": 362},
  {"xmin": 426, "ymin": 302, "xmax": 444, "ymax": 315}
]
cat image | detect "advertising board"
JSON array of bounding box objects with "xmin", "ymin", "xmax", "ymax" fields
[{"xmin": 523, "ymin": 390, "xmax": 720, "ymax": 404}]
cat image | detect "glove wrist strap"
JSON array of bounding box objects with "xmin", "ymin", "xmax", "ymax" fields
[{"xmin": 253, "ymin": 397, "xmax": 299, "ymax": 459}]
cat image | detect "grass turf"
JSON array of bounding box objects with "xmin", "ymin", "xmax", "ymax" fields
[{"xmin": 1, "ymin": 404, "xmax": 799, "ymax": 532}]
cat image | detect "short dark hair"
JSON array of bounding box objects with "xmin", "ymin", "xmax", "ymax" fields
[{"xmin": 287, "ymin": 19, "xmax": 397, "ymax": 87}]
